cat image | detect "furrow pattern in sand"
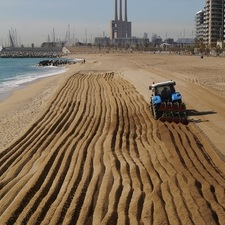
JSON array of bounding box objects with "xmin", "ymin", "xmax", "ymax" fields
[
  {"xmin": 0, "ymin": 71, "xmax": 225, "ymax": 224},
  {"xmin": 158, "ymin": 122, "xmax": 225, "ymax": 224}
]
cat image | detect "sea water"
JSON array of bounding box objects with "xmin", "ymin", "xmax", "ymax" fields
[{"xmin": 0, "ymin": 58, "xmax": 67, "ymax": 102}]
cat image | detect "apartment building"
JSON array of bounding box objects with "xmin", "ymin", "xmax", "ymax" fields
[
  {"xmin": 203, "ymin": 0, "xmax": 225, "ymax": 46},
  {"xmin": 195, "ymin": 10, "xmax": 205, "ymax": 41}
]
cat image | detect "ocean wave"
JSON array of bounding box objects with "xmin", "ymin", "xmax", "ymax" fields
[{"xmin": 0, "ymin": 59, "xmax": 67, "ymax": 100}]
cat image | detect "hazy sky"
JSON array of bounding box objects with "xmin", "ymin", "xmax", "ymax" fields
[{"xmin": 0, "ymin": 0, "xmax": 204, "ymax": 46}]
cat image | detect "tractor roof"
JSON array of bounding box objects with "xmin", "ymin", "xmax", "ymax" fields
[{"xmin": 149, "ymin": 80, "xmax": 176, "ymax": 90}]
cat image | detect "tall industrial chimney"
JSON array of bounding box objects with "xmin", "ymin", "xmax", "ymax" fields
[
  {"xmin": 125, "ymin": 0, "xmax": 127, "ymax": 22},
  {"xmin": 119, "ymin": 0, "xmax": 123, "ymax": 21},
  {"xmin": 114, "ymin": 0, "xmax": 118, "ymax": 21}
]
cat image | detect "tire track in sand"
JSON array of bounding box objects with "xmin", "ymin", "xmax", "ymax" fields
[{"xmin": 0, "ymin": 71, "xmax": 225, "ymax": 224}]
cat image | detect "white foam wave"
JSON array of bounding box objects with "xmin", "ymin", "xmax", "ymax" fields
[{"xmin": 0, "ymin": 66, "xmax": 67, "ymax": 95}]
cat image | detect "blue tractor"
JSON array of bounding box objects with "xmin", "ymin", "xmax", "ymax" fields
[{"xmin": 149, "ymin": 80, "xmax": 188, "ymax": 124}]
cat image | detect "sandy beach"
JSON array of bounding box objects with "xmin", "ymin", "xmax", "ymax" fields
[{"xmin": 0, "ymin": 52, "xmax": 225, "ymax": 224}]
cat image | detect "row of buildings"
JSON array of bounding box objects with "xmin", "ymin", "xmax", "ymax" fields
[
  {"xmin": 196, "ymin": 0, "xmax": 225, "ymax": 47},
  {"xmin": 96, "ymin": 0, "xmax": 225, "ymax": 49},
  {"xmin": 94, "ymin": 0, "xmax": 197, "ymax": 48},
  {"xmin": 3, "ymin": 1, "xmax": 224, "ymax": 50}
]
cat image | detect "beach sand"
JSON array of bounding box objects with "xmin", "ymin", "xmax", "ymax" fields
[{"xmin": 0, "ymin": 52, "xmax": 225, "ymax": 224}]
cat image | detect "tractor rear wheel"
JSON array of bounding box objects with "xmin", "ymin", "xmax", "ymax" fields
[{"xmin": 151, "ymin": 102, "xmax": 162, "ymax": 120}]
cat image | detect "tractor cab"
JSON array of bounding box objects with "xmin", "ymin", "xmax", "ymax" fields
[
  {"xmin": 149, "ymin": 80, "xmax": 188, "ymax": 124},
  {"xmin": 153, "ymin": 83, "xmax": 175, "ymax": 101},
  {"xmin": 149, "ymin": 81, "xmax": 181, "ymax": 103}
]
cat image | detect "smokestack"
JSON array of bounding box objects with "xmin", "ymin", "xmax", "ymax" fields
[
  {"xmin": 119, "ymin": 0, "xmax": 122, "ymax": 21},
  {"xmin": 125, "ymin": 0, "xmax": 127, "ymax": 22},
  {"xmin": 114, "ymin": 0, "xmax": 118, "ymax": 21}
]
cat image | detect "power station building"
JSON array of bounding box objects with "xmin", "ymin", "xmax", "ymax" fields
[
  {"xmin": 111, "ymin": 0, "xmax": 132, "ymax": 44},
  {"xmin": 95, "ymin": 0, "xmax": 149, "ymax": 46}
]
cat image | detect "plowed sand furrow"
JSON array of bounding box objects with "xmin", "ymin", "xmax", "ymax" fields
[
  {"xmin": 51, "ymin": 76, "xmax": 99, "ymax": 224},
  {"xmin": 51, "ymin": 73, "xmax": 113, "ymax": 224},
  {"xmin": 151, "ymin": 193, "xmax": 169, "ymax": 224},
  {"xmin": 117, "ymin": 186, "xmax": 133, "ymax": 225},
  {"xmin": 167, "ymin": 175, "xmax": 195, "ymax": 225},
  {"xmin": 171, "ymin": 125, "xmax": 225, "ymax": 216},
  {"xmin": 91, "ymin": 76, "xmax": 119, "ymax": 224},
  {"xmin": 117, "ymin": 98, "xmax": 143, "ymax": 191},
  {"xmin": 0, "ymin": 78, "xmax": 81, "ymax": 199},
  {"xmin": 0, "ymin": 76, "xmax": 78, "ymax": 180},
  {"xmin": 100, "ymin": 153, "xmax": 123, "ymax": 225},
  {"xmin": 0, "ymin": 75, "xmax": 75, "ymax": 156},
  {"xmin": 179, "ymin": 126, "xmax": 225, "ymax": 221},
  {"xmin": 2, "ymin": 146, "xmax": 68, "ymax": 224},
  {"xmin": 75, "ymin": 76, "xmax": 112, "ymax": 224},
  {"xmin": 200, "ymin": 183, "xmax": 225, "ymax": 224},
  {"xmin": 0, "ymin": 95, "xmax": 76, "ymax": 187},
  {"xmin": 105, "ymin": 81, "xmax": 126, "ymax": 223},
  {"xmin": 142, "ymin": 123, "xmax": 178, "ymax": 184},
  {"xmin": 24, "ymin": 94, "xmax": 93, "ymax": 223},
  {"xmin": 19, "ymin": 74, "xmax": 96, "ymax": 224},
  {"xmin": 0, "ymin": 88, "xmax": 80, "ymax": 216},
  {"xmin": 175, "ymin": 172, "xmax": 206, "ymax": 225},
  {"xmin": 182, "ymin": 125, "xmax": 225, "ymax": 184},
  {"xmin": 214, "ymin": 185, "xmax": 225, "ymax": 209},
  {"xmin": 122, "ymin": 81, "xmax": 179, "ymax": 206},
  {"xmin": 158, "ymin": 123, "xmax": 225, "ymax": 224},
  {"xmin": 48, "ymin": 84, "xmax": 98, "ymax": 223},
  {"xmin": 189, "ymin": 183, "xmax": 220, "ymax": 224},
  {"xmin": 158, "ymin": 123, "xmax": 192, "ymax": 173},
  {"xmin": 117, "ymin": 93, "xmax": 154, "ymax": 199},
  {"xmin": 123, "ymin": 91, "xmax": 163, "ymax": 207},
  {"xmin": 162, "ymin": 123, "xmax": 204, "ymax": 180},
  {"xmin": 161, "ymin": 181, "xmax": 182, "ymax": 225},
  {"xmin": 128, "ymin": 95, "xmax": 150, "ymax": 147},
  {"xmin": 180, "ymin": 133, "xmax": 220, "ymax": 184},
  {"xmin": 99, "ymin": 76, "xmax": 138, "ymax": 224},
  {"xmin": 0, "ymin": 74, "xmax": 92, "ymax": 223},
  {"xmin": 19, "ymin": 147, "xmax": 73, "ymax": 224},
  {"xmin": 64, "ymin": 76, "xmax": 106, "ymax": 224},
  {"xmin": 109, "ymin": 77, "xmax": 157, "ymax": 224}
]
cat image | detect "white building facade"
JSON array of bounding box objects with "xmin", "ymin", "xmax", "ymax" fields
[
  {"xmin": 203, "ymin": 0, "xmax": 225, "ymax": 46},
  {"xmin": 195, "ymin": 10, "xmax": 204, "ymax": 41}
]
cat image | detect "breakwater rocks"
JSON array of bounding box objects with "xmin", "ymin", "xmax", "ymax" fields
[{"xmin": 38, "ymin": 59, "xmax": 79, "ymax": 67}]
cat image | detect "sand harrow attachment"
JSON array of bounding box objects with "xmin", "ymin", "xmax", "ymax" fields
[{"xmin": 158, "ymin": 102, "xmax": 188, "ymax": 124}]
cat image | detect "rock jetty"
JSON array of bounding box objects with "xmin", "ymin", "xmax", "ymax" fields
[{"xmin": 38, "ymin": 59, "xmax": 76, "ymax": 67}]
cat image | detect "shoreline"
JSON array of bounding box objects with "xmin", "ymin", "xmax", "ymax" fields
[
  {"xmin": 0, "ymin": 67, "xmax": 68, "ymax": 103},
  {"xmin": 0, "ymin": 57, "xmax": 84, "ymax": 103},
  {"xmin": 0, "ymin": 61, "xmax": 81, "ymax": 151}
]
